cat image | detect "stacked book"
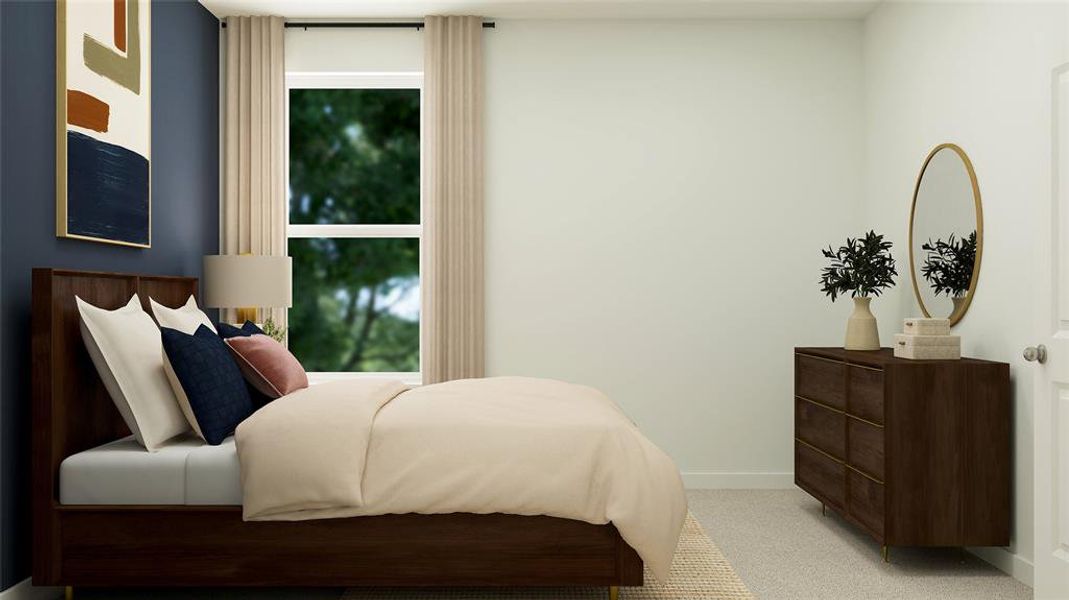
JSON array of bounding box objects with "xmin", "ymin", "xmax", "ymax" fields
[{"xmin": 893, "ymin": 318, "xmax": 960, "ymax": 360}]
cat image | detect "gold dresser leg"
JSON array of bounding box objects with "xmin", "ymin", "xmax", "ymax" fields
[
  {"xmin": 881, "ymin": 545, "xmax": 890, "ymax": 563},
  {"xmin": 64, "ymin": 587, "xmax": 73, "ymax": 600},
  {"xmin": 822, "ymin": 503, "xmax": 827, "ymax": 516},
  {"xmin": 609, "ymin": 585, "xmax": 619, "ymax": 600}
]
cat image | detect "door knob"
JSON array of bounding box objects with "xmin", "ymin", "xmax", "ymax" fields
[{"xmin": 1023, "ymin": 345, "xmax": 1047, "ymax": 363}]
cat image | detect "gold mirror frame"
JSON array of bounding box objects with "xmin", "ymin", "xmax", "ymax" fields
[{"xmin": 908, "ymin": 143, "xmax": 984, "ymax": 327}]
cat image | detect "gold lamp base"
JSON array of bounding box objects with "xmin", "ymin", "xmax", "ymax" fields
[{"xmin": 236, "ymin": 307, "xmax": 258, "ymax": 324}]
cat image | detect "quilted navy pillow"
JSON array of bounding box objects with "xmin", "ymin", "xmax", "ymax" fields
[
  {"xmin": 161, "ymin": 325, "xmax": 253, "ymax": 445},
  {"xmin": 216, "ymin": 320, "xmax": 264, "ymax": 339}
]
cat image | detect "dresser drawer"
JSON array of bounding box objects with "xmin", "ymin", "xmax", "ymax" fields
[
  {"xmin": 848, "ymin": 366, "xmax": 884, "ymax": 424},
  {"xmin": 848, "ymin": 470, "xmax": 885, "ymax": 538},
  {"xmin": 795, "ymin": 397, "xmax": 845, "ymax": 459},
  {"xmin": 847, "ymin": 418, "xmax": 884, "ymax": 481},
  {"xmin": 796, "ymin": 354, "xmax": 846, "ymax": 410},
  {"xmin": 795, "ymin": 441, "xmax": 845, "ymax": 509}
]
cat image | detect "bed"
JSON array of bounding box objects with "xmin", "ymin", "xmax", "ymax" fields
[{"xmin": 31, "ymin": 268, "xmax": 658, "ymax": 595}]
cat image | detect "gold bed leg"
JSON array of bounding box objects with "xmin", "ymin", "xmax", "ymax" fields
[
  {"xmin": 64, "ymin": 586, "xmax": 73, "ymax": 600},
  {"xmin": 609, "ymin": 585, "xmax": 619, "ymax": 600},
  {"xmin": 822, "ymin": 503, "xmax": 827, "ymax": 516},
  {"xmin": 881, "ymin": 545, "xmax": 889, "ymax": 563}
]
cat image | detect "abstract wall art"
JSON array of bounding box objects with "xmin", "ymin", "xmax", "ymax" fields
[{"xmin": 57, "ymin": 0, "xmax": 151, "ymax": 247}]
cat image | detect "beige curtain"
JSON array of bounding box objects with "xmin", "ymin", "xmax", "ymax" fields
[
  {"xmin": 222, "ymin": 16, "xmax": 286, "ymax": 329},
  {"xmin": 422, "ymin": 16, "xmax": 485, "ymax": 383}
]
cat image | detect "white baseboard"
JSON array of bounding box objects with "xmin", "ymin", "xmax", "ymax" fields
[
  {"xmin": 966, "ymin": 546, "xmax": 1034, "ymax": 588},
  {"xmin": 682, "ymin": 471, "xmax": 794, "ymax": 489},
  {"xmin": 0, "ymin": 579, "xmax": 60, "ymax": 600}
]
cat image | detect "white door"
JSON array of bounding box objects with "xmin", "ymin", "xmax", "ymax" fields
[{"xmin": 1035, "ymin": 61, "xmax": 1069, "ymax": 600}]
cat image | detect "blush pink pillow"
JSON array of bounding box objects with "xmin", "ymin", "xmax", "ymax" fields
[{"xmin": 224, "ymin": 334, "xmax": 308, "ymax": 398}]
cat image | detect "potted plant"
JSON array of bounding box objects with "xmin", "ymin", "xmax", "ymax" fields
[
  {"xmin": 260, "ymin": 317, "xmax": 288, "ymax": 344},
  {"xmin": 819, "ymin": 231, "xmax": 898, "ymax": 350},
  {"xmin": 921, "ymin": 230, "xmax": 977, "ymax": 316}
]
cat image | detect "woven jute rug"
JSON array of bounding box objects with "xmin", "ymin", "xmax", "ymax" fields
[{"xmin": 341, "ymin": 513, "xmax": 753, "ymax": 599}]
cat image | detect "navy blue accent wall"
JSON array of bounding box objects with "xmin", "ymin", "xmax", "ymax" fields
[{"xmin": 0, "ymin": 0, "xmax": 220, "ymax": 589}]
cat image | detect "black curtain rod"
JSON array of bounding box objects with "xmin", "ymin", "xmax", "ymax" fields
[{"xmin": 220, "ymin": 21, "xmax": 495, "ymax": 29}]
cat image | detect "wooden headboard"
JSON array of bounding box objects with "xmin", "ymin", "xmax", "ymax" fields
[{"xmin": 31, "ymin": 269, "xmax": 198, "ymax": 571}]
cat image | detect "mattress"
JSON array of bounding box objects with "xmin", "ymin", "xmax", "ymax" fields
[{"xmin": 60, "ymin": 433, "xmax": 242, "ymax": 505}]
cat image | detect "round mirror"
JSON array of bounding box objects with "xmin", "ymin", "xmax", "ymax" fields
[{"xmin": 909, "ymin": 143, "xmax": 983, "ymax": 326}]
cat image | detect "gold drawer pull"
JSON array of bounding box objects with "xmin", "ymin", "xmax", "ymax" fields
[{"xmin": 847, "ymin": 463, "xmax": 885, "ymax": 485}]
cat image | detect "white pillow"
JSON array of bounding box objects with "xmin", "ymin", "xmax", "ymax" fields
[
  {"xmin": 150, "ymin": 295, "xmax": 216, "ymax": 335},
  {"xmin": 76, "ymin": 294, "xmax": 190, "ymax": 451}
]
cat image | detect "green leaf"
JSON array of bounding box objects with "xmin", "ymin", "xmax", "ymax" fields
[{"xmin": 818, "ymin": 230, "xmax": 898, "ymax": 301}]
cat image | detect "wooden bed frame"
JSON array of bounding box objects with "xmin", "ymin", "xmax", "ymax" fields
[{"xmin": 32, "ymin": 268, "xmax": 643, "ymax": 593}]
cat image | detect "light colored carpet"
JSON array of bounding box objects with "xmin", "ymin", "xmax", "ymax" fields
[
  {"xmin": 339, "ymin": 513, "xmax": 752, "ymax": 599},
  {"xmin": 687, "ymin": 489, "xmax": 1032, "ymax": 600}
]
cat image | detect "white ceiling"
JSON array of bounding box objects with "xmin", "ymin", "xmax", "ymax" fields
[{"xmin": 198, "ymin": 0, "xmax": 881, "ymax": 21}]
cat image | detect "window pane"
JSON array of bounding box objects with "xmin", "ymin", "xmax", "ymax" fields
[
  {"xmin": 289, "ymin": 89, "xmax": 420, "ymax": 225},
  {"xmin": 288, "ymin": 238, "xmax": 419, "ymax": 372}
]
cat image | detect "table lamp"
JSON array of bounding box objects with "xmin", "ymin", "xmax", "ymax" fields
[{"xmin": 202, "ymin": 255, "xmax": 292, "ymax": 323}]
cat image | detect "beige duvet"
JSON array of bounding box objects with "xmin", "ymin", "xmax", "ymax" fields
[{"xmin": 235, "ymin": 376, "xmax": 687, "ymax": 580}]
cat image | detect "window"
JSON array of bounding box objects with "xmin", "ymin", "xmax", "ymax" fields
[{"xmin": 286, "ymin": 73, "xmax": 422, "ymax": 381}]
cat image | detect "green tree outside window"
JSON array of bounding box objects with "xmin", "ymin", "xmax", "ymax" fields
[{"xmin": 288, "ymin": 88, "xmax": 420, "ymax": 373}]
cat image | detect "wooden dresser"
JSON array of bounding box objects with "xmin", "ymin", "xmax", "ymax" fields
[{"xmin": 793, "ymin": 347, "xmax": 1010, "ymax": 557}]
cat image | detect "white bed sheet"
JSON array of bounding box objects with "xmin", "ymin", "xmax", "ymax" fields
[{"xmin": 59, "ymin": 433, "xmax": 242, "ymax": 505}]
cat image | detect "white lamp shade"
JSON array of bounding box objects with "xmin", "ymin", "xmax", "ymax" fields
[{"xmin": 202, "ymin": 255, "xmax": 292, "ymax": 308}]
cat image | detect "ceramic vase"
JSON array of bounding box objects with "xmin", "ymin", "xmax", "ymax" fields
[{"xmin": 845, "ymin": 296, "xmax": 880, "ymax": 351}]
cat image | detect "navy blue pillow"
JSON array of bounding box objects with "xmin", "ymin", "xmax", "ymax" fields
[
  {"xmin": 161, "ymin": 325, "xmax": 253, "ymax": 445},
  {"xmin": 216, "ymin": 320, "xmax": 264, "ymax": 339},
  {"xmin": 212, "ymin": 321, "xmax": 272, "ymax": 409}
]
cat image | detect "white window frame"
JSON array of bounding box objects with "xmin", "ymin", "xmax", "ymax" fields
[{"xmin": 285, "ymin": 71, "xmax": 424, "ymax": 386}]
